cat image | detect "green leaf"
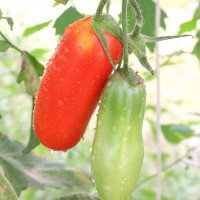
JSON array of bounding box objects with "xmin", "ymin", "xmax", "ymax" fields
[
  {"xmin": 0, "ymin": 132, "xmax": 92, "ymax": 196},
  {"xmin": 4, "ymin": 17, "xmax": 14, "ymax": 31},
  {"xmin": 54, "ymin": 0, "xmax": 69, "ymax": 5},
  {"xmin": 0, "ymin": 171, "xmax": 18, "ymax": 200},
  {"xmin": 23, "ymin": 20, "xmax": 51, "ymax": 37},
  {"xmin": 192, "ymin": 40, "xmax": 200, "ymax": 60},
  {"xmin": 161, "ymin": 124, "xmax": 195, "ymax": 144},
  {"xmin": 17, "ymin": 52, "xmax": 43, "ymax": 96},
  {"xmin": 54, "ymin": 7, "xmax": 84, "ymax": 36},
  {"xmin": 23, "ymin": 98, "xmax": 40, "ymax": 154},
  {"xmin": 124, "ymin": 0, "xmax": 167, "ymax": 51},
  {"xmin": 178, "ymin": 20, "xmax": 196, "ymax": 34},
  {"xmin": 141, "ymin": 189, "xmax": 170, "ymax": 200},
  {"xmin": 0, "ymin": 40, "xmax": 10, "ymax": 52},
  {"xmin": 31, "ymin": 48, "xmax": 48, "ymax": 58},
  {"xmin": 0, "ymin": 9, "xmax": 3, "ymax": 19},
  {"xmin": 55, "ymin": 193, "xmax": 99, "ymax": 200},
  {"xmin": 193, "ymin": 3, "xmax": 200, "ymax": 20}
]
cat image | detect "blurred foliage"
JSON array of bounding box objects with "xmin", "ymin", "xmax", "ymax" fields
[{"xmin": 0, "ymin": 0, "xmax": 200, "ymax": 199}]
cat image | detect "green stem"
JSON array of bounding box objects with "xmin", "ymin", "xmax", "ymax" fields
[
  {"xmin": 94, "ymin": 0, "xmax": 108, "ymax": 21},
  {"xmin": 106, "ymin": 0, "xmax": 110, "ymax": 14},
  {"xmin": 142, "ymin": 34, "xmax": 193, "ymax": 43},
  {"xmin": 129, "ymin": 0, "xmax": 143, "ymax": 38},
  {"xmin": 0, "ymin": 31, "xmax": 23, "ymax": 53},
  {"xmin": 122, "ymin": 0, "xmax": 129, "ymax": 73}
]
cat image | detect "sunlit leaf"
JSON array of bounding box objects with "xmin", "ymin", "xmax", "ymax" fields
[
  {"xmin": 31, "ymin": 48, "xmax": 48, "ymax": 58},
  {"xmin": 178, "ymin": 20, "xmax": 196, "ymax": 34},
  {"xmin": 23, "ymin": 20, "xmax": 52, "ymax": 37},
  {"xmin": 0, "ymin": 171, "xmax": 18, "ymax": 200},
  {"xmin": 0, "ymin": 40, "xmax": 10, "ymax": 52},
  {"xmin": 0, "ymin": 132, "xmax": 92, "ymax": 196},
  {"xmin": 54, "ymin": 7, "xmax": 84, "ymax": 36},
  {"xmin": 161, "ymin": 124, "xmax": 195, "ymax": 144}
]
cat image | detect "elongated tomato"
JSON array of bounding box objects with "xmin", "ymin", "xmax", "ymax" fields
[{"xmin": 33, "ymin": 16, "xmax": 122, "ymax": 151}]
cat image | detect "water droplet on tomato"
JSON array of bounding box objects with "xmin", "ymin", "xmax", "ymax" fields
[
  {"xmin": 58, "ymin": 100, "xmax": 63, "ymax": 106},
  {"xmin": 34, "ymin": 92, "xmax": 38, "ymax": 98}
]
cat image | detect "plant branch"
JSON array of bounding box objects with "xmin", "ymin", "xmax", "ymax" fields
[
  {"xmin": 0, "ymin": 31, "xmax": 23, "ymax": 53},
  {"xmin": 135, "ymin": 145, "xmax": 200, "ymax": 189},
  {"xmin": 122, "ymin": 0, "xmax": 129, "ymax": 72},
  {"xmin": 129, "ymin": 0, "xmax": 143, "ymax": 38},
  {"xmin": 94, "ymin": 0, "xmax": 108, "ymax": 21}
]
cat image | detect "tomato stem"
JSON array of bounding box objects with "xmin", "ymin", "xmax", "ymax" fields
[
  {"xmin": 0, "ymin": 31, "xmax": 23, "ymax": 53},
  {"xmin": 129, "ymin": 0, "xmax": 143, "ymax": 38},
  {"xmin": 94, "ymin": 0, "xmax": 109, "ymax": 21},
  {"xmin": 142, "ymin": 34, "xmax": 193, "ymax": 43},
  {"xmin": 122, "ymin": 0, "xmax": 129, "ymax": 73}
]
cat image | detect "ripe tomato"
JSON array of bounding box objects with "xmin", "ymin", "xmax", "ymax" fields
[{"xmin": 33, "ymin": 16, "xmax": 122, "ymax": 151}]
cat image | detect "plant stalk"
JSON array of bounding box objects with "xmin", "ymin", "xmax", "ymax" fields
[
  {"xmin": 0, "ymin": 31, "xmax": 23, "ymax": 53},
  {"xmin": 129, "ymin": 0, "xmax": 143, "ymax": 38},
  {"xmin": 122, "ymin": 0, "xmax": 129, "ymax": 73},
  {"xmin": 94, "ymin": 0, "xmax": 108, "ymax": 21}
]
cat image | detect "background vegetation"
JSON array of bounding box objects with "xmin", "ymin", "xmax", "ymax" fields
[{"xmin": 0, "ymin": 0, "xmax": 200, "ymax": 199}]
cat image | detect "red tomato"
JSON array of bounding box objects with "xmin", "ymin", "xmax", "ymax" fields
[{"xmin": 33, "ymin": 16, "xmax": 122, "ymax": 151}]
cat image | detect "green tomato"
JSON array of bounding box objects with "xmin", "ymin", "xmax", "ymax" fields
[{"xmin": 91, "ymin": 69, "xmax": 146, "ymax": 200}]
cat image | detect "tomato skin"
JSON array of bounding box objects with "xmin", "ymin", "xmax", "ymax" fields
[
  {"xmin": 33, "ymin": 16, "xmax": 122, "ymax": 151},
  {"xmin": 91, "ymin": 71, "xmax": 146, "ymax": 200}
]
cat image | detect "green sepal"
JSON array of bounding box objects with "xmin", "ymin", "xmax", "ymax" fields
[
  {"xmin": 91, "ymin": 14, "xmax": 122, "ymax": 69},
  {"xmin": 128, "ymin": 35, "xmax": 154, "ymax": 74},
  {"xmin": 118, "ymin": 67, "xmax": 144, "ymax": 87}
]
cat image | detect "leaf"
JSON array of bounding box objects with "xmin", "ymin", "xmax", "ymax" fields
[
  {"xmin": 123, "ymin": 0, "xmax": 167, "ymax": 51},
  {"xmin": 17, "ymin": 52, "xmax": 41, "ymax": 96},
  {"xmin": 0, "ymin": 40, "xmax": 10, "ymax": 52},
  {"xmin": 55, "ymin": 193, "xmax": 99, "ymax": 200},
  {"xmin": 192, "ymin": 40, "xmax": 200, "ymax": 60},
  {"xmin": 0, "ymin": 9, "xmax": 3, "ymax": 19},
  {"xmin": 0, "ymin": 171, "xmax": 18, "ymax": 200},
  {"xmin": 23, "ymin": 20, "xmax": 52, "ymax": 37},
  {"xmin": 54, "ymin": 7, "xmax": 84, "ymax": 36},
  {"xmin": 4, "ymin": 17, "xmax": 14, "ymax": 31},
  {"xmin": 31, "ymin": 48, "xmax": 48, "ymax": 58},
  {"xmin": 161, "ymin": 124, "xmax": 195, "ymax": 144},
  {"xmin": 54, "ymin": 0, "xmax": 69, "ymax": 5},
  {"xmin": 141, "ymin": 189, "xmax": 170, "ymax": 200},
  {"xmin": 178, "ymin": 20, "xmax": 196, "ymax": 34},
  {"xmin": 0, "ymin": 132, "xmax": 92, "ymax": 196},
  {"xmin": 23, "ymin": 98, "xmax": 40, "ymax": 154}
]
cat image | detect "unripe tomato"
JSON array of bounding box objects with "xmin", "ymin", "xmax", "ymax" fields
[
  {"xmin": 33, "ymin": 16, "xmax": 122, "ymax": 151},
  {"xmin": 91, "ymin": 70, "xmax": 146, "ymax": 200}
]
